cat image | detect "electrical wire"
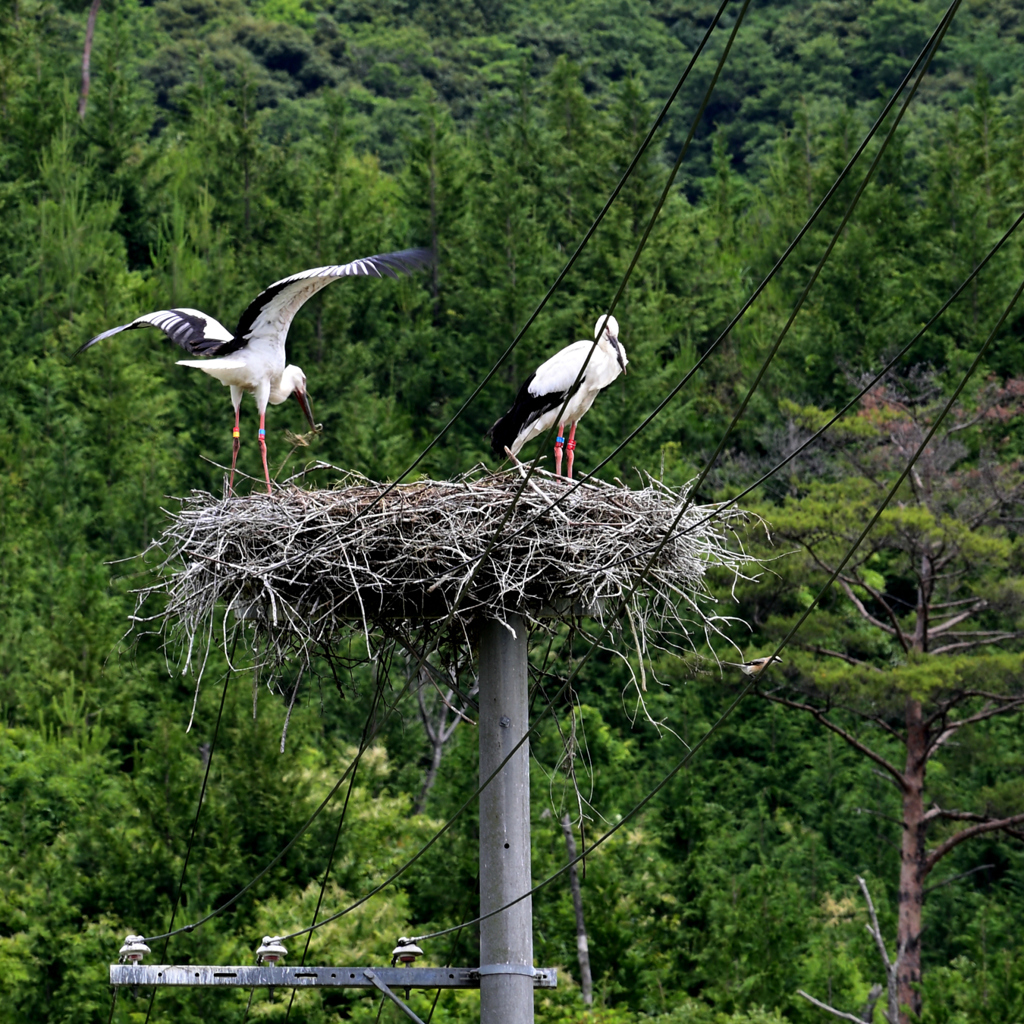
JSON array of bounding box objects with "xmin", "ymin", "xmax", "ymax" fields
[
  {"xmin": 348, "ymin": 0, "xmax": 735, "ymax": 519},
  {"xmin": 416, "ymin": 0, "xmax": 753, "ymax": 611},
  {"xmin": 275, "ymin": 9, "xmax": 758, "ymax": 943},
  {"xmin": 594, "ymin": 0, "xmax": 960, "ymax": 555},
  {"xmin": 418, "ymin": 193, "xmax": 1024, "ymax": 588},
  {"xmin": 278, "ymin": 3, "xmax": 969, "ymax": 935},
  {"xmin": 143, "ymin": 0, "xmax": 968, "ymax": 959},
  {"xmin": 596, "ymin": 204, "xmax": 1024, "ymax": 574},
  {"xmin": 142, "ymin": 642, "xmax": 236, "ymax": 1024},
  {"xmin": 380, "ymin": 0, "xmax": 960, "ymax": 699},
  {"xmin": 424, "ymin": 924, "xmax": 467, "ymax": 1024},
  {"xmin": 140, "ymin": 667, "xmax": 414, "ymax": 945},
  {"xmin": 283, "ymin": 660, "xmax": 390, "ymax": 1022},
  {"xmin": 408, "ymin": 265, "xmax": 1024, "ymax": 944},
  {"xmin": 389, "ymin": 0, "xmax": 963, "ymax": 574},
  {"xmin": 343, "ymin": 0, "xmax": 756, "ymax": 725}
]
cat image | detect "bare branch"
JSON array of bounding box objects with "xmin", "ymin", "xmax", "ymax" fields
[
  {"xmin": 79, "ymin": 0, "xmax": 102, "ymax": 119},
  {"xmin": 923, "ymin": 863, "xmax": 995, "ymax": 895},
  {"xmin": 929, "ymin": 636, "xmax": 1021, "ymax": 655},
  {"xmin": 861, "ymin": 984, "xmax": 884, "ymax": 1024},
  {"xmin": 925, "ymin": 813, "xmax": 1024, "ymax": 875},
  {"xmin": 757, "ymin": 690, "xmax": 907, "ymax": 789},
  {"xmin": 857, "ymin": 713, "xmax": 906, "ymax": 744},
  {"xmin": 796, "ymin": 990, "xmax": 867, "ymax": 1024},
  {"xmin": 927, "ymin": 699, "xmax": 1024, "ymax": 758},
  {"xmin": 402, "ymin": 637, "xmax": 479, "ymax": 711},
  {"xmin": 797, "ymin": 643, "xmax": 884, "ymax": 671},
  {"xmin": 927, "ymin": 603, "xmax": 986, "ymax": 632},
  {"xmin": 835, "ymin": 578, "xmax": 907, "ymax": 648},
  {"xmin": 923, "ymin": 806, "xmax": 986, "ymax": 824},
  {"xmin": 857, "ymin": 875, "xmax": 893, "ymax": 971},
  {"xmin": 857, "ymin": 875, "xmax": 898, "ymax": 1024},
  {"xmin": 851, "ymin": 577, "xmax": 914, "ymax": 650},
  {"xmin": 871, "ymin": 768, "xmax": 903, "ymax": 789}
]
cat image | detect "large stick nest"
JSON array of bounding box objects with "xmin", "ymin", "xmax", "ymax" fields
[{"xmin": 132, "ymin": 466, "xmax": 757, "ymax": 685}]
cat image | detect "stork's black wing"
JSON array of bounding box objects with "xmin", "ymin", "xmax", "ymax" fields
[
  {"xmin": 488, "ymin": 372, "xmax": 581, "ymax": 458},
  {"xmin": 228, "ymin": 248, "xmax": 434, "ymax": 355},
  {"xmin": 76, "ymin": 308, "xmax": 236, "ymax": 357}
]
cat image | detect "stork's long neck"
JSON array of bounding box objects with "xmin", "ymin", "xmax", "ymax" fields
[{"xmin": 268, "ymin": 375, "xmax": 292, "ymax": 404}]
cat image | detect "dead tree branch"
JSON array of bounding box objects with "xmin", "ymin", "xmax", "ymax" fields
[{"xmin": 79, "ymin": 0, "xmax": 102, "ymax": 119}]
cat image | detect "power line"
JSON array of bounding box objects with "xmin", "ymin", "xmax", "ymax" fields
[
  {"xmin": 461, "ymin": 0, "xmax": 753, "ymax": 538},
  {"xmin": 283, "ymin": 663, "xmax": 390, "ymax": 1022},
  {"xmin": 278, "ymin": 0, "xmax": 968, "ymax": 933},
  {"xmin": 137, "ymin": 0, "xmax": 972, "ymax": 964},
  {"xmin": 597, "ymin": 205, "xmax": 1024, "ymax": 574},
  {"xmin": 603, "ymin": 0, "xmax": 960, "ymax": 553},
  {"xmin": 424, "ymin": 918, "xmax": 469, "ymax": 1024},
  {"xmin": 380, "ymin": 0, "xmax": 757, "ymax": 688},
  {"xmin": 556, "ymin": 0, "xmax": 961, "ymax": 487},
  {"xmin": 140, "ymin": 664, "xmax": 414, "ymax": 945},
  {"xmin": 142, "ymin": 644, "xmax": 236, "ymax": 1024},
  {"xmin": 344, "ymin": 0, "xmax": 736, "ymax": 520},
  {"xmin": 274, "ymin": 19, "xmax": 758, "ymax": 951},
  {"xmin": 275, "ymin": 11, "xmax": 758, "ymax": 945},
  {"xmin": 400, "ymin": 0, "xmax": 964, "ymax": 570},
  {"xmin": 147, "ymin": 0, "xmax": 966, "ymax": 954},
  {"xmin": 408, "ymin": 264, "xmax": 1024, "ymax": 945}
]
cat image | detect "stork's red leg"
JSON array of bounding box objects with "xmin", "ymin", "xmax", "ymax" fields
[
  {"xmin": 229, "ymin": 406, "xmax": 241, "ymax": 494},
  {"xmin": 258, "ymin": 412, "xmax": 272, "ymax": 494},
  {"xmin": 566, "ymin": 422, "xmax": 577, "ymax": 480},
  {"xmin": 554, "ymin": 422, "xmax": 565, "ymax": 477}
]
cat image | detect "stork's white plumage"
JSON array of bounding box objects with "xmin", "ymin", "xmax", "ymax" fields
[
  {"xmin": 78, "ymin": 249, "xmax": 432, "ymax": 493},
  {"xmin": 488, "ymin": 315, "xmax": 627, "ymax": 479}
]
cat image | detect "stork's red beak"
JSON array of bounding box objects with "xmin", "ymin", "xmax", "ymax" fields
[{"xmin": 295, "ymin": 389, "xmax": 318, "ymax": 432}]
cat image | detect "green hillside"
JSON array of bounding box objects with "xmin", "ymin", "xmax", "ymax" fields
[{"xmin": 2, "ymin": 1, "xmax": 1024, "ymax": 1022}]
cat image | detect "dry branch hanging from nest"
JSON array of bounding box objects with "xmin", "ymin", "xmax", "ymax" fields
[{"xmin": 131, "ymin": 466, "xmax": 758, "ymax": 686}]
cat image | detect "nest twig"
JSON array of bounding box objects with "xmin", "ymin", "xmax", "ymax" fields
[{"xmin": 131, "ymin": 465, "xmax": 758, "ymax": 695}]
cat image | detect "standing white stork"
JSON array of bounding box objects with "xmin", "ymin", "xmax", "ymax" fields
[
  {"xmin": 78, "ymin": 248, "xmax": 432, "ymax": 494},
  {"xmin": 488, "ymin": 315, "xmax": 627, "ymax": 479}
]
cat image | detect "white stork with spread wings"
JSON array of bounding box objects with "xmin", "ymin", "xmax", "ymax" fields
[
  {"xmin": 78, "ymin": 248, "xmax": 432, "ymax": 493},
  {"xmin": 488, "ymin": 315, "xmax": 627, "ymax": 479}
]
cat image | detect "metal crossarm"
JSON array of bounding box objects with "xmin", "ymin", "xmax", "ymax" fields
[{"xmin": 109, "ymin": 965, "xmax": 557, "ymax": 990}]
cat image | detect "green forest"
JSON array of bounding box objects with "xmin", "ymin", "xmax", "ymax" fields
[{"xmin": 3, "ymin": 0, "xmax": 1024, "ymax": 1021}]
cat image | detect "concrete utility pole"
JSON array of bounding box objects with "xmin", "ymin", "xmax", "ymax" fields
[{"xmin": 478, "ymin": 615, "xmax": 534, "ymax": 1024}]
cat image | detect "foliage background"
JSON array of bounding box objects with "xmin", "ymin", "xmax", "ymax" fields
[{"xmin": 2, "ymin": 0, "xmax": 1024, "ymax": 1021}]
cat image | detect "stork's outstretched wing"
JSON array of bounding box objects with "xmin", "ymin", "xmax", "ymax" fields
[
  {"xmin": 77, "ymin": 308, "xmax": 235, "ymax": 357},
  {"xmin": 231, "ymin": 248, "xmax": 433, "ymax": 354}
]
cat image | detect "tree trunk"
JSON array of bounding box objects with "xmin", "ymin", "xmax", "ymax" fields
[
  {"xmin": 560, "ymin": 813, "xmax": 593, "ymax": 1005},
  {"xmin": 78, "ymin": 0, "xmax": 102, "ymax": 120},
  {"xmin": 413, "ymin": 736, "xmax": 444, "ymax": 815},
  {"xmin": 428, "ymin": 115, "xmax": 440, "ymax": 318},
  {"xmin": 897, "ymin": 698, "xmax": 926, "ymax": 1022}
]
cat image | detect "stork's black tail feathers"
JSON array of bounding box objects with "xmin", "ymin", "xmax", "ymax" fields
[{"xmin": 488, "ymin": 370, "xmax": 572, "ymax": 460}]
